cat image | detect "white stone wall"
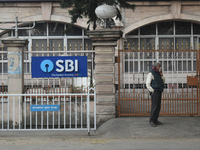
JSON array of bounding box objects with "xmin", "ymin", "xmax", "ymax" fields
[
  {"xmin": 0, "ymin": 1, "xmax": 200, "ymax": 34},
  {"xmin": 1, "ymin": 1, "xmax": 200, "ymax": 122},
  {"xmin": 123, "ymin": 1, "xmax": 200, "ymax": 34},
  {"xmin": 0, "ymin": 2, "xmax": 88, "ymax": 31}
]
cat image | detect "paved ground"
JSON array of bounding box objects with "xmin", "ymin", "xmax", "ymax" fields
[{"xmin": 0, "ymin": 116, "xmax": 200, "ymax": 150}]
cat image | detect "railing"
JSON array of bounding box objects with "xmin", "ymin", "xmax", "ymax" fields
[
  {"xmin": 0, "ymin": 88, "xmax": 96, "ymax": 135},
  {"xmin": 118, "ymin": 49, "xmax": 199, "ymax": 116}
]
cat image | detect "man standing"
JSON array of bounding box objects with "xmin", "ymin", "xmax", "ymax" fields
[{"xmin": 146, "ymin": 62, "xmax": 165, "ymax": 127}]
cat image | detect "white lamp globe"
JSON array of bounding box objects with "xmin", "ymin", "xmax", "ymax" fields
[{"xmin": 95, "ymin": 4, "xmax": 118, "ymax": 19}]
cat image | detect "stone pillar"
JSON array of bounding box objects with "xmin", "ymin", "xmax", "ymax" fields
[
  {"xmin": 1, "ymin": 38, "xmax": 28, "ymax": 128},
  {"xmin": 87, "ymin": 29, "xmax": 122, "ymax": 124}
]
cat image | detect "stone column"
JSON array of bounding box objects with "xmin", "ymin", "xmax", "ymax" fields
[
  {"xmin": 1, "ymin": 38, "xmax": 28, "ymax": 128},
  {"xmin": 87, "ymin": 29, "xmax": 122, "ymax": 124}
]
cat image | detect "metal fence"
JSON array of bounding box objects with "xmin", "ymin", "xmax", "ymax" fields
[
  {"xmin": 0, "ymin": 47, "xmax": 96, "ymax": 134},
  {"xmin": 0, "ymin": 88, "xmax": 96, "ymax": 134},
  {"xmin": 117, "ymin": 49, "xmax": 199, "ymax": 116}
]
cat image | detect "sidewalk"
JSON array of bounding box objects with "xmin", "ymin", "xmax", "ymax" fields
[
  {"xmin": 96, "ymin": 116, "xmax": 200, "ymax": 139},
  {"xmin": 0, "ymin": 116, "xmax": 199, "ymax": 150}
]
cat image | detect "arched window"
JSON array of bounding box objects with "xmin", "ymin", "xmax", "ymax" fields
[
  {"xmin": 125, "ymin": 21, "xmax": 200, "ymax": 73},
  {"xmin": 0, "ymin": 22, "xmax": 93, "ymax": 73},
  {"xmin": 0, "ymin": 22, "xmax": 92, "ymax": 51}
]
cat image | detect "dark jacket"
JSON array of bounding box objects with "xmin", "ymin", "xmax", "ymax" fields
[{"xmin": 150, "ymin": 69, "xmax": 164, "ymax": 92}]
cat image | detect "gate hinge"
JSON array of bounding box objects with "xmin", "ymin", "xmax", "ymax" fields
[{"xmin": 115, "ymin": 56, "xmax": 120, "ymax": 63}]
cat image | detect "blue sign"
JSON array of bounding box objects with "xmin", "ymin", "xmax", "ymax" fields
[
  {"xmin": 32, "ymin": 56, "xmax": 87, "ymax": 78},
  {"xmin": 31, "ymin": 105, "xmax": 60, "ymax": 112}
]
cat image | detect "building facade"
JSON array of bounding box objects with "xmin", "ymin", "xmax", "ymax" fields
[{"xmin": 0, "ymin": 0, "xmax": 200, "ymax": 125}]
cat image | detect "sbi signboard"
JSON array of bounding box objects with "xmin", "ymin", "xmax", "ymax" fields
[{"xmin": 32, "ymin": 56, "xmax": 87, "ymax": 78}]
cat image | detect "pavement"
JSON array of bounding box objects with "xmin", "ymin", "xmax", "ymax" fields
[{"xmin": 0, "ymin": 116, "xmax": 200, "ymax": 150}]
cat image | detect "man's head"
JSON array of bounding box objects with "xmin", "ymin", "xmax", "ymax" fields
[{"xmin": 152, "ymin": 62, "xmax": 161, "ymax": 70}]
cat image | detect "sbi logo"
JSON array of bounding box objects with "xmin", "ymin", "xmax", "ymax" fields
[
  {"xmin": 40, "ymin": 59, "xmax": 78, "ymax": 73},
  {"xmin": 40, "ymin": 60, "xmax": 54, "ymax": 73}
]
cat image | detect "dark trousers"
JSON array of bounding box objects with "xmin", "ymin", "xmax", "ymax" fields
[{"xmin": 150, "ymin": 91, "xmax": 162, "ymax": 123}]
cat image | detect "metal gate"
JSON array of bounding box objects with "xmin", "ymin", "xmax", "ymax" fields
[
  {"xmin": 117, "ymin": 49, "xmax": 199, "ymax": 117},
  {"xmin": 0, "ymin": 89, "xmax": 96, "ymax": 135}
]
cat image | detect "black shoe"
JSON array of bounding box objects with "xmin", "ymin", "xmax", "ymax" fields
[
  {"xmin": 155, "ymin": 120, "xmax": 163, "ymax": 125},
  {"xmin": 150, "ymin": 121, "xmax": 156, "ymax": 127}
]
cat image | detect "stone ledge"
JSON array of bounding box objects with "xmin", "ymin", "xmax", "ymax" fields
[
  {"xmin": 95, "ymin": 47, "xmax": 115, "ymax": 54},
  {"xmin": 95, "ymin": 55, "xmax": 115, "ymax": 64},
  {"xmin": 96, "ymin": 95, "xmax": 115, "ymax": 104},
  {"xmin": 2, "ymin": 38, "xmax": 28, "ymax": 47},
  {"xmin": 86, "ymin": 29, "xmax": 122, "ymax": 42},
  {"xmin": 95, "ymin": 75, "xmax": 115, "ymax": 84},
  {"xmin": 95, "ymin": 65, "xmax": 115, "ymax": 74},
  {"xmin": 96, "ymin": 85, "xmax": 115, "ymax": 94},
  {"xmin": 96, "ymin": 104, "xmax": 116, "ymax": 115},
  {"xmin": 93, "ymin": 42, "xmax": 117, "ymax": 47}
]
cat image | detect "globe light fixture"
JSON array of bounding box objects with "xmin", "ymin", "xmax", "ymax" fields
[
  {"xmin": 95, "ymin": 4, "xmax": 118, "ymax": 28},
  {"xmin": 95, "ymin": 4, "xmax": 118, "ymax": 19}
]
